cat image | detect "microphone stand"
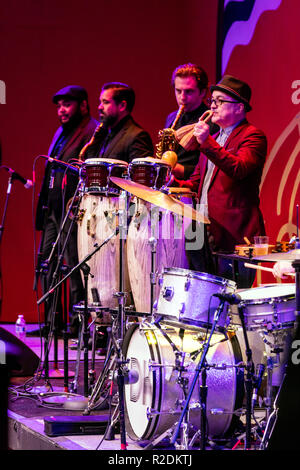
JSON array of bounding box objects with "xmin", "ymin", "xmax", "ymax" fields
[
  {"xmin": 37, "ymin": 229, "xmax": 119, "ymax": 402},
  {"xmin": 39, "ymin": 177, "xmax": 83, "ymax": 382}
]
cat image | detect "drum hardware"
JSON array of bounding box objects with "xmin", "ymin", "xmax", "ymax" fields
[
  {"xmin": 259, "ymin": 371, "xmax": 286, "ymax": 450},
  {"xmin": 37, "ymin": 226, "xmax": 118, "ymax": 405},
  {"xmin": 170, "ymin": 294, "xmax": 231, "ymax": 449}
]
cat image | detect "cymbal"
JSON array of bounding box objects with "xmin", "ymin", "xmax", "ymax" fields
[
  {"xmin": 254, "ymin": 248, "xmax": 300, "ymax": 262},
  {"xmin": 110, "ymin": 177, "xmax": 209, "ymax": 223}
]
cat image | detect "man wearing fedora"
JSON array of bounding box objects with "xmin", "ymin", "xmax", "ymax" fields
[
  {"xmin": 34, "ymin": 85, "xmax": 98, "ymax": 337},
  {"xmin": 176, "ymin": 75, "xmax": 267, "ymax": 287}
]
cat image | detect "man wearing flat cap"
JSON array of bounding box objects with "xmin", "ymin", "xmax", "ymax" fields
[
  {"xmin": 35, "ymin": 85, "xmax": 98, "ymax": 337},
  {"xmin": 176, "ymin": 75, "xmax": 267, "ymax": 288}
]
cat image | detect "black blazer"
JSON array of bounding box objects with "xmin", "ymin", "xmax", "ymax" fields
[
  {"xmin": 84, "ymin": 115, "xmax": 154, "ymax": 162},
  {"xmin": 36, "ymin": 115, "xmax": 98, "ymax": 230}
]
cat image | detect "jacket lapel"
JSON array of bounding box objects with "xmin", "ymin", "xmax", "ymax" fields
[{"xmin": 207, "ymin": 119, "xmax": 248, "ymax": 189}]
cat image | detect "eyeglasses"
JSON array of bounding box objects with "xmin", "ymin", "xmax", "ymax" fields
[{"xmin": 208, "ymin": 97, "xmax": 239, "ymax": 107}]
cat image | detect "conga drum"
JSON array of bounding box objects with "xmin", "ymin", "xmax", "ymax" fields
[
  {"xmin": 77, "ymin": 158, "xmax": 131, "ymax": 308},
  {"xmin": 128, "ymin": 157, "xmax": 171, "ymax": 189},
  {"xmin": 127, "ymin": 187, "xmax": 197, "ymax": 314}
]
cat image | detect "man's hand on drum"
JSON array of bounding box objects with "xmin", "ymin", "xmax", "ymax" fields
[
  {"xmin": 193, "ymin": 120, "xmax": 210, "ymax": 145},
  {"xmin": 272, "ymin": 261, "xmax": 295, "ymax": 279}
]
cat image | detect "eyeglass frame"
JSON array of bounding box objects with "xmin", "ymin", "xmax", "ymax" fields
[{"xmin": 208, "ymin": 97, "xmax": 240, "ymax": 107}]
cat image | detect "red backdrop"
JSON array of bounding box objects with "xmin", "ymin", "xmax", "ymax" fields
[
  {"xmin": 0, "ymin": 0, "xmax": 219, "ymax": 322},
  {"xmin": 0, "ymin": 0, "xmax": 298, "ymax": 322}
]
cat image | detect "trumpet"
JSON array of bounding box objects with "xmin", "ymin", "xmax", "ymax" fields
[{"xmin": 175, "ymin": 110, "xmax": 213, "ymax": 151}]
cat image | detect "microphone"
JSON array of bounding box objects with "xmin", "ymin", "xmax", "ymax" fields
[
  {"xmin": 213, "ymin": 292, "xmax": 242, "ymax": 305},
  {"xmin": 4, "ymin": 167, "xmax": 33, "ymax": 189},
  {"xmin": 40, "ymin": 155, "xmax": 81, "ymax": 175},
  {"xmin": 252, "ymin": 363, "xmax": 265, "ymax": 409}
]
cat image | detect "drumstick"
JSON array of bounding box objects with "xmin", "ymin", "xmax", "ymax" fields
[{"xmin": 244, "ymin": 262, "xmax": 295, "ymax": 277}]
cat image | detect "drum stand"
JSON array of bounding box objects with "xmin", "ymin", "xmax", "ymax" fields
[
  {"xmin": 237, "ymin": 304, "xmax": 255, "ymax": 450},
  {"xmin": 84, "ymin": 191, "xmax": 130, "ymax": 450}
]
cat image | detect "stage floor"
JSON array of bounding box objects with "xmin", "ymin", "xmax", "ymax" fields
[{"xmin": 2, "ymin": 322, "xmax": 268, "ymax": 453}]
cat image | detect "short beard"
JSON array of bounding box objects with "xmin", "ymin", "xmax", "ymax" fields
[{"xmin": 99, "ymin": 113, "xmax": 118, "ymax": 128}]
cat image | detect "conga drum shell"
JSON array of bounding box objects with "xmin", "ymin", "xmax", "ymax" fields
[{"xmin": 77, "ymin": 193, "xmax": 131, "ymax": 308}]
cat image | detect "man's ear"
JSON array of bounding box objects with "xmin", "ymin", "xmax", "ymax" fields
[
  {"xmin": 80, "ymin": 99, "xmax": 88, "ymax": 114},
  {"xmin": 119, "ymin": 100, "xmax": 127, "ymax": 113}
]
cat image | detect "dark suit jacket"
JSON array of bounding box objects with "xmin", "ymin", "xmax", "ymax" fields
[
  {"xmin": 84, "ymin": 115, "xmax": 153, "ymax": 163},
  {"xmin": 36, "ymin": 115, "xmax": 98, "ymax": 230},
  {"xmin": 178, "ymin": 119, "xmax": 268, "ymax": 251}
]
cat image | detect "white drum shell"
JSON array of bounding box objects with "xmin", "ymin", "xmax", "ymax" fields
[
  {"xmin": 155, "ymin": 268, "xmax": 236, "ymax": 330},
  {"xmin": 230, "ymin": 284, "xmax": 296, "ymax": 330},
  {"xmin": 123, "ymin": 322, "xmax": 243, "ymax": 442}
]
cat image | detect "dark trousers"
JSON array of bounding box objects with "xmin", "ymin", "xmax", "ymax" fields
[
  {"xmin": 39, "ymin": 210, "xmax": 84, "ymax": 332},
  {"xmin": 185, "ymin": 223, "xmax": 255, "ymax": 289}
]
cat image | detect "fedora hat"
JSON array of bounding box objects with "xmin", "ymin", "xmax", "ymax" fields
[
  {"xmin": 52, "ymin": 85, "xmax": 88, "ymax": 104},
  {"xmin": 210, "ymin": 75, "xmax": 252, "ymax": 111}
]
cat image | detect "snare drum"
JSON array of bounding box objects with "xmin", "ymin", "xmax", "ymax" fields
[
  {"xmin": 83, "ymin": 158, "xmax": 128, "ymax": 194},
  {"xmin": 128, "ymin": 157, "xmax": 171, "ymax": 189},
  {"xmin": 123, "ymin": 322, "xmax": 244, "ymax": 442},
  {"xmin": 127, "ymin": 188, "xmax": 197, "ymax": 314},
  {"xmin": 230, "ymin": 284, "xmax": 296, "ymax": 330},
  {"xmin": 154, "ymin": 267, "xmax": 236, "ymax": 330}
]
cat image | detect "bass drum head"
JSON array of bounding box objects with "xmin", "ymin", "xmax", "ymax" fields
[{"xmin": 123, "ymin": 322, "xmax": 244, "ymax": 443}]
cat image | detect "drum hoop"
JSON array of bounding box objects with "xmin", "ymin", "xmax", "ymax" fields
[
  {"xmin": 162, "ymin": 267, "xmax": 236, "ymax": 289},
  {"xmin": 240, "ymin": 293, "xmax": 295, "ymax": 307},
  {"xmin": 129, "ymin": 160, "xmax": 170, "ymax": 169},
  {"xmin": 84, "ymin": 158, "xmax": 128, "ymax": 167},
  {"xmin": 238, "ymin": 284, "xmax": 295, "ymax": 306}
]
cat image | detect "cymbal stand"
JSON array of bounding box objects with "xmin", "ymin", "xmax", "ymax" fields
[
  {"xmin": 149, "ymin": 205, "xmax": 159, "ymax": 319},
  {"xmin": 170, "ymin": 297, "xmax": 227, "ymax": 448},
  {"xmin": 113, "ymin": 190, "xmax": 129, "ymax": 450}
]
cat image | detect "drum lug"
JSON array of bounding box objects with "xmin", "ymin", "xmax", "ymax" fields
[
  {"xmin": 184, "ymin": 278, "xmax": 191, "ymax": 291},
  {"xmin": 179, "ymin": 303, "xmax": 185, "ymax": 315},
  {"xmin": 162, "ymin": 286, "xmax": 174, "ymax": 301}
]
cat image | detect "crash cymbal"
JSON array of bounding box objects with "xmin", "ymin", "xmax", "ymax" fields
[
  {"xmin": 110, "ymin": 177, "xmax": 209, "ymax": 223},
  {"xmin": 254, "ymin": 248, "xmax": 300, "ymax": 262}
]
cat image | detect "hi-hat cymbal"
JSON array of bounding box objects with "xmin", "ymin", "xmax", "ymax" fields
[
  {"xmin": 254, "ymin": 249, "xmax": 300, "ymax": 262},
  {"xmin": 110, "ymin": 177, "xmax": 209, "ymax": 223}
]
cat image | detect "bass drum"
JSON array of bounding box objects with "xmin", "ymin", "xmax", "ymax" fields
[
  {"xmin": 77, "ymin": 192, "xmax": 131, "ymax": 308},
  {"xmin": 127, "ymin": 188, "xmax": 197, "ymax": 314},
  {"xmin": 123, "ymin": 322, "xmax": 244, "ymax": 443}
]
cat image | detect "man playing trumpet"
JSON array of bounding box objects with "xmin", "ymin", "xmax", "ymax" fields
[{"xmin": 175, "ymin": 75, "xmax": 268, "ymax": 288}]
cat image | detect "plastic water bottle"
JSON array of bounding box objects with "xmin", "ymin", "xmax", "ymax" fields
[{"xmin": 15, "ymin": 315, "xmax": 26, "ymax": 342}]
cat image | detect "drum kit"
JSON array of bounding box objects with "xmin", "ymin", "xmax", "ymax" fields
[{"xmin": 37, "ymin": 155, "xmax": 299, "ymax": 451}]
